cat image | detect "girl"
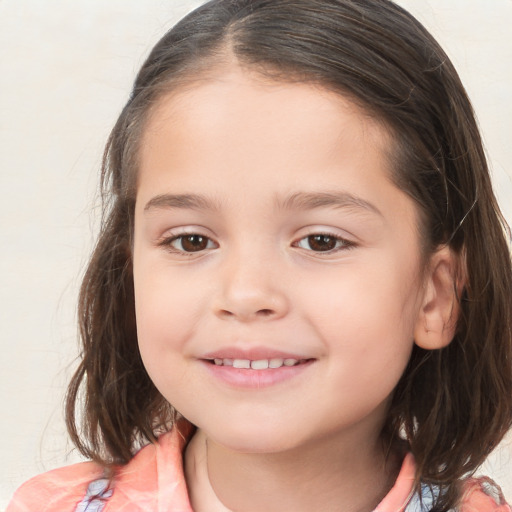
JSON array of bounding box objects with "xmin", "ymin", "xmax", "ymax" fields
[{"xmin": 8, "ymin": 0, "xmax": 512, "ymax": 511}]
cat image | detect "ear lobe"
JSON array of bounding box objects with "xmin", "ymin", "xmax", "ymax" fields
[{"xmin": 414, "ymin": 246, "xmax": 464, "ymax": 350}]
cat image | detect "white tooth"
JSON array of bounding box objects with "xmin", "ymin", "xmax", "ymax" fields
[
  {"xmin": 269, "ymin": 358, "xmax": 284, "ymax": 368},
  {"xmin": 284, "ymin": 358, "xmax": 299, "ymax": 366},
  {"xmin": 233, "ymin": 359, "xmax": 251, "ymax": 369},
  {"xmin": 251, "ymin": 359, "xmax": 269, "ymax": 370},
  {"xmin": 223, "ymin": 359, "xmax": 233, "ymax": 366},
  {"xmin": 214, "ymin": 359, "xmax": 223, "ymax": 366}
]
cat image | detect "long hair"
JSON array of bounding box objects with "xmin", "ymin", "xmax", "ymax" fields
[{"xmin": 66, "ymin": 1, "xmax": 512, "ymax": 510}]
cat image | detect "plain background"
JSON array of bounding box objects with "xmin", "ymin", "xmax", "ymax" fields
[{"xmin": 1, "ymin": 0, "xmax": 511, "ymax": 509}]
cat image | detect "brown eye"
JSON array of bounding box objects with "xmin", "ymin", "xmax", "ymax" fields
[
  {"xmin": 170, "ymin": 234, "xmax": 215, "ymax": 252},
  {"xmin": 296, "ymin": 234, "xmax": 349, "ymax": 252},
  {"xmin": 307, "ymin": 235, "xmax": 337, "ymax": 251}
]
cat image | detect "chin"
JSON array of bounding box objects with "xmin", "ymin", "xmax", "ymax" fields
[{"xmin": 203, "ymin": 421, "xmax": 304, "ymax": 454}]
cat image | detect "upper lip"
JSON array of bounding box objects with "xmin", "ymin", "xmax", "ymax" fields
[{"xmin": 201, "ymin": 346, "xmax": 312, "ymax": 361}]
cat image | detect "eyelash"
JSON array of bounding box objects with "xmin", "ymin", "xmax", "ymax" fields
[
  {"xmin": 158, "ymin": 233, "xmax": 218, "ymax": 255},
  {"xmin": 293, "ymin": 233, "xmax": 355, "ymax": 253},
  {"xmin": 158, "ymin": 231, "xmax": 355, "ymax": 255}
]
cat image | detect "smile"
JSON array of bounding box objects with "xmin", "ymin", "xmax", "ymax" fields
[
  {"xmin": 211, "ymin": 358, "xmax": 305, "ymax": 369},
  {"xmin": 202, "ymin": 355, "xmax": 315, "ymax": 388}
]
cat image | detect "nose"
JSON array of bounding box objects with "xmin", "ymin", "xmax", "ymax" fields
[{"xmin": 213, "ymin": 251, "xmax": 290, "ymax": 322}]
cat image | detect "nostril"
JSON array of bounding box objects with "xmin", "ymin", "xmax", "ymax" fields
[{"xmin": 258, "ymin": 309, "xmax": 274, "ymax": 316}]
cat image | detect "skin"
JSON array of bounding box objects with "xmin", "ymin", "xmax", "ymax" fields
[{"xmin": 132, "ymin": 65, "xmax": 456, "ymax": 512}]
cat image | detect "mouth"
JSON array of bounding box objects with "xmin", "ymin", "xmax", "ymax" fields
[
  {"xmin": 200, "ymin": 353, "xmax": 315, "ymax": 388},
  {"xmin": 206, "ymin": 357, "xmax": 311, "ymax": 369}
]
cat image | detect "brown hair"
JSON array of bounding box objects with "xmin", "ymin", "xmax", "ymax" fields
[{"xmin": 66, "ymin": 1, "xmax": 512, "ymax": 510}]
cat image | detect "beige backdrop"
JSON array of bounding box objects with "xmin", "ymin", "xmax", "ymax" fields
[{"xmin": 1, "ymin": 0, "xmax": 511, "ymax": 508}]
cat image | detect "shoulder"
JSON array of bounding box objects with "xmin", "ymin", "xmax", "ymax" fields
[
  {"xmin": 6, "ymin": 461, "xmax": 104, "ymax": 512},
  {"xmin": 5, "ymin": 445, "xmax": 159, "ymax": 512},
  {"xmin": 459, "ymin": 477, "xmax": 511, "ymax": 512},
  {"xmin": 412, "ymin": 477, "xmax": 511, "ymax": 512},
  {"xmin": 395, "ymin": 454, "xmax": 510, "ymax": 512},
  {"xmin": 6, "ymin": 426, "xmax": 193, "ymax": 512}
]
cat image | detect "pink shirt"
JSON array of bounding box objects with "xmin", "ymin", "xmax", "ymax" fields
[{"xmin": 7, "ymin": 427, "xmax": 511, "ymax": 512}]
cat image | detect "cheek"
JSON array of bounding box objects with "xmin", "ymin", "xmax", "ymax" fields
[
  {"xmin": 303, "ymin": 255, "xmax": 421, "ymax": 331},
  {"xmin": 301, "ymin": 254, "xmax": 420, "ymax": 375},
  {"xmin": 133, "ymin": 257, "xmax": 200, "ymax": 355},
  {"xmin": 133, "ymin": 265, "xmax": 197, "ymax": 402},
  {"xmin": 132, "ymin": 257, "xmax": 220, "ymax": 399}
]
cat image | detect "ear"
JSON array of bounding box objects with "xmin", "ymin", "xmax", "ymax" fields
[{"xmin": 414, "ymin": 246, "xmax": 464, "ymax": 350}]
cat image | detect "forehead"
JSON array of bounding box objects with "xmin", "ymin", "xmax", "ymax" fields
[{"xmin": 139, "ymin": 66, "xmax": 394, "ymax": 181}]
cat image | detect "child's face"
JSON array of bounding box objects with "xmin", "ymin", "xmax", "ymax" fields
[{"xmin": 133, "ymin": 66, "xmax": 427, "ymax": 454}]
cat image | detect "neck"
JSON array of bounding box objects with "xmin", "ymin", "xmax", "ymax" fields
[{"xmin": 185, "ymin": 427, "xmax": 401, "ymax": 512}]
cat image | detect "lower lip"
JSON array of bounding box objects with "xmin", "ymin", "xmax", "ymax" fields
[{"xmin": 201, "ymin": 360, "xmax": 315, "ymax": 389}]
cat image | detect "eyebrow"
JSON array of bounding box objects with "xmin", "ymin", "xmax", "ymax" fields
[
  {"xmin": 144, "ymin": 193, "xmax": 221, "ymax": 212},
  {"xmin": 143, "ymin": 190, "xmax": 382, "ymax": 217},
  {"xmin": 277, "ymin": 191, "xmax": 383, "ymax": 217}
]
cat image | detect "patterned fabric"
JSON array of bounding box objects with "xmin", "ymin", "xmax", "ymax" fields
[
  {"xmin": 7, "ymin": 425, "xmax": 511, "ymax": 512},
  {"xmin": 399, "ymin": 479, "xmax": 510, "ymax": 512},
  {"xmin": 405, "ymin": 485, "xmax": 438, "ymax": 512},
  {"xmin": 74, "ymin": 478, "xmax": 112, "ymax": 512},
  {"xmin": 459, "ymin": 477, "xmax": 511, "ymax": 512}
]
